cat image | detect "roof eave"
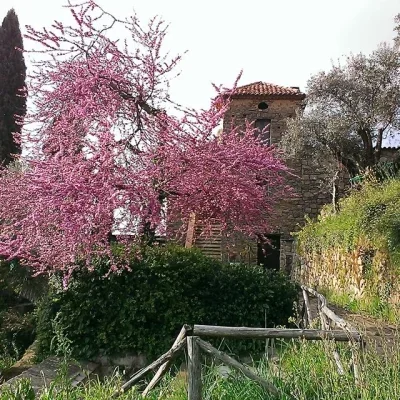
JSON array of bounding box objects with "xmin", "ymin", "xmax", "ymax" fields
[{"xmin": 230, "ymin": 93, "xmax": 306, "ymax": 101}]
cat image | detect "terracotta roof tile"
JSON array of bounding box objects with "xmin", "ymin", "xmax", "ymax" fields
[{"xmin": 233, "ymin": 81, "xmax": 306, "ymax": 99}]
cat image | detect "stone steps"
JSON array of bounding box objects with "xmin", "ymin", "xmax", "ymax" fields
[{"xmin": 0, "ymin": 356, "xmax": 99, "ymax": 395}]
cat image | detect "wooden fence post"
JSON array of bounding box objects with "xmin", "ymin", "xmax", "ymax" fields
[
  {"xmin": 302, "ymin": 289, "xmax": 313, "ymax": 327},
  {"xmin": 187, "ymin": 336, "xmax": 202, "ymax": 400}
]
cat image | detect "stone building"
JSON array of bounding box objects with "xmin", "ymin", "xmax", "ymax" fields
[
  {"xmin": 191, "ymin": 81, "xmax": 333, "ymax": 272},
  {"xmin": 189, "ymin": 81, "xmax": 399, "ymax": 272}
]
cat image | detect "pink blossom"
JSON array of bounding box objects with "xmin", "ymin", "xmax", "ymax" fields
[{"xmin": 0, "ymin": 1, "xmax": 292, "ymax": 273}]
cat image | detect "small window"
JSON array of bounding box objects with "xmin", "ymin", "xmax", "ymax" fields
[
  {"xmin": 254, "ymin": 119, "xmax": 271, "ymax": 145},
  {"xmin": 258, "ymin": 101, "xmax": 268, "ymax": 110}
]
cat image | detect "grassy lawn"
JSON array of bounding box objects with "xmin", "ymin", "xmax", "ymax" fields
[{"xmin": 2, "ymin": 337, "xmax": 400, "ymax": 399}]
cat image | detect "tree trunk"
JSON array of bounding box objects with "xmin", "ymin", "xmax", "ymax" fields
[
  {"xmin": 358, "ymin": 128, "xmax": 374, "ymax": 169},
  {"xmin": 374, "ymin": 128, "xmax": 384, "ymax": 164},
  {"xmin": 332, "ymin": 171, "xmax": 339, "ymax": 213}
]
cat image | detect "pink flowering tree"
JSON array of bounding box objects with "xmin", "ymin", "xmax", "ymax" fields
[{"xmin": 0, "ymin": 1, "xmax": 292, "ymax": 274}]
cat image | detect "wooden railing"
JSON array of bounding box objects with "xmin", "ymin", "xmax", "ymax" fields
[
  {"xmin": 300, "ymin": 285, "xmax": 365, "ymax": 382},
  {"xmin": 113, "ymin": 287, "xmax": 364, "ymax": 399}
]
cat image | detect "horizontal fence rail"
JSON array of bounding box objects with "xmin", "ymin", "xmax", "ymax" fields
[
  {"xmin": 192, "ymin": 325, "xmax": 363, "ymax": 342},
  {"xmin": 112, "ymin": 287, "xmax": 364, "ymax": 400}
]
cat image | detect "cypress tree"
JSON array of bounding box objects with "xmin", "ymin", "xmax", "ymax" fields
[{"xmin": 0, "ymin": 9, "xmax": 26, "ymax": 166}]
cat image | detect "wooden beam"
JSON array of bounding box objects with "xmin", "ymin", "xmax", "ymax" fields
[
  {"xmin": 301, "ymin": 285, "xmax": 361, "ymax": 336},
  {"xmin": 113, "ymin": 337, "xmax": 186, "ymax": 398},
  {"xmin": 302, "ymin": 289, "xmax": 313, "ymax": 327},
  {"xmin": 333, "ymin": 350, "xmax": 345, "ymax": 375},
  {"xmin": 196, "ymin": 338, "xmax": 280, "ymax": 397},
  {"xmin": 301, "ymin": 285, "xmax": 327, "ymax": 307},
  {"xmin": 192, "ymin": 325, "xmax": 362, "ymax": 342},
  {"xmin": 142, "ymin": 325, "xmax": 189, "ymax": 397},
  {"xmin": 321, "ymin": 306, "xmax": 357, "ymax": 333},
  {"xmin": 187, "ymin": 336, "xmax": 202, "ymax": 400}
]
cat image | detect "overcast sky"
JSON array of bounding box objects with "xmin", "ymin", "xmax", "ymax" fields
[{"xmin": 1, "ymin": 0, "xmax": 399, "ymax": 110}]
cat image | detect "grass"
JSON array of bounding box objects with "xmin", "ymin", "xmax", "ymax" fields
[
  {"xmin": 320, "ymin": 288, "xmax": 399, "ymax": 323},
  {"xmin": 2, "ymin": 338, "xmax": 400, "ymax": 399},
  {"xmin": 0, "ymin": 342, "xmax": 18, "ymax": 372}
]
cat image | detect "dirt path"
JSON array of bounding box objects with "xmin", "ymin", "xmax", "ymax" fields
[{"xmin": 308, "ymin": 297, "xmax": 398, "ymax": 354}]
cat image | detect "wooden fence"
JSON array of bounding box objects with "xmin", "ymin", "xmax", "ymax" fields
[{"xmin": 113, "ymin": 286, "xmax": 364, "ymax": 399}]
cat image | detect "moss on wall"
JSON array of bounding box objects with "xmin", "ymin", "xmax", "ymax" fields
[{"xmin": 297, "ymin": 179, "xmax": 400, "ymax": 321}]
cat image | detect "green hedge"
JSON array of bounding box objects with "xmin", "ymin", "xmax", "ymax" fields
[{"xmin": 36, "ymin": 245, "xmax": 297, "ymax": 360}]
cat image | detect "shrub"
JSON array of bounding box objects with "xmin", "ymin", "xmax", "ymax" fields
[
  {"xmin": 0, "ymin": 262, "xmax": 36, "ymax": 369},
  {"xmin": 36, "ymin": 245, "xmax": 297, "ymax": 360},
  {"xmin": 0, "ymin": 310, "xmax": 35, "ymax": 366}
]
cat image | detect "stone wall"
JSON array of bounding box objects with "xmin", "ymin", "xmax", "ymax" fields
[
  {"xmin": 222, "ymin": 98, "xmax": 302, "ymax": 146},
  {"xmin": 205, "ymin": 97, "xmax": 336, "ymax": 270},
  {"xmin": 300, "ymin": 241, "xmax": 400, "ymax": 307},
  {"xmin": 194, "ymin": 95, "xmax": 400, "ymax": 272}
]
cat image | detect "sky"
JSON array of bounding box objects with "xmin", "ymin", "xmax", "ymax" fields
[{"xmin": 0, "ymin": 0, "xmax": 399, "ymax": 111}]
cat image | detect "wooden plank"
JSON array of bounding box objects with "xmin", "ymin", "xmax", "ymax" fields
[
  {"xmin": 187, "ymin": 336, "xmax": 202, "ymax": 400},
  {"xmin": 351, "ymin": 348, "xmax": 361, "ymax": 385},
  {"xmin": 302, "ymin": 289, "xmax": 313, "ymax": 327},
  {"xmin": 301, "ymin": 285, "xmax": 327, "ymax": 307},
  {"xmin": 196, "ymin": 338, "xmax": 280, "ymax": 397},
  {"xmin": 321, "ymin": 306, "xmax": 358, "ymax": 333},
  {"xmin": 333, "ymin": 350, "xmax": 345, "ymax": 375},
  {"xmin": 194, "ymin": 240, "xmax": 221, "ymax": 246},
  {"xmin": 317, "ymin": 297, "xmax": 330, "ymax": 330},
  {"xmin": 301, "ymin": 285, "xmax": 361, "ymax": 337},
  {"xmin": 142, "ymin": 325, "xmax": 189, "ymax": 397},
  {"xmin": 185, "ymin": 213, "xmax": 196, "ymax": 248},
  {"xmin": 192, "ymin": 325, "xmax": 362, "ymax": 342}
]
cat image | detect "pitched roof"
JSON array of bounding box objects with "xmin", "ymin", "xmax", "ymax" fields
[{"xmin": 233, "ymin": 81, "xmax": 306, "ymax": 99}]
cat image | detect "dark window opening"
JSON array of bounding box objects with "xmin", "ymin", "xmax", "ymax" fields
[
  {"xmin": 258, "ymin": 101, "xmax": 268, "ymax": 110},
  {"xmin": 254, "ymin": 119, "xmax": 271, "ymax": 145},
  {"xmin": 257, "ymin": 234, "xmax": 280, "ymax": 271}
]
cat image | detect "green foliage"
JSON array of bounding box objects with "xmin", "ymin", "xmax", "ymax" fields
[
  {"xmin": 3, "ymin": 338, "xmax": 400, "ymax": 400},
  {"xmin": 0, "ymin": 258, "xmax": 48, "ymax": 304},
  {"xmin": 371, "ymin": 159, "xmax": 400, "ymax": 182},
  {"xmin": 0, "ymin": 378, "xmax": 35, "ymax": 400},
  {"xmin": 0, "ymin": 260, "xmax": 36, "ymax": 376},
  {"xmin": 320, "ymin": 288, "xmax": 397, "ymax": 322},
  {"xmin": 0, "ymin": 9, "xmax": 26, "ymax": 165},
  {"xmin": 297, "ymin": 178, "xmax": 400, "ymax": 266},
  {"xmin": 0, "ymin": 310, "xmax": 35, "ymax": 364},
  {"xmin": 297, "ymin": 178, "xmax": 400, "ymax": 321},
  {"xmin": 0, "ymin": 342, "xmax": 18, "ymax": 371},
  {"xmin": 36, "ymin": 245, "xmax": 297, "ymax": 360}
]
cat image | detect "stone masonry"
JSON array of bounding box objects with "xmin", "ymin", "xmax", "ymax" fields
[
  {"xmin": 193, "ymin": 82, "xmax": 333, "ymax": 271},
  {"xmin": 192, "ymin": 81, "xmax": 399, "ymax": 272}
]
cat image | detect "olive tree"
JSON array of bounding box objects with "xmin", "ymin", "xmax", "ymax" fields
[{"xmin": 282, "ymin": 44, "xmax": 400, "ymax": 178}]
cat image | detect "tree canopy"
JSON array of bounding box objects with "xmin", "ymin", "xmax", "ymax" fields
[
  {"xmin": 282, "ymin": 41, "xmax": 400, "ymax": 177},
  {"xmin": 0, "ymin": 1, "xmax": 291, "ymax": 274},
  {"xmin": 0, "ymin": 9, "xmax": 26, "ymax": 166}
]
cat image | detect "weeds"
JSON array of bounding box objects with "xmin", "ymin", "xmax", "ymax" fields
[{"xmin": 2, "ymin": 337, "xmax": 400, "ymax": 399}]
